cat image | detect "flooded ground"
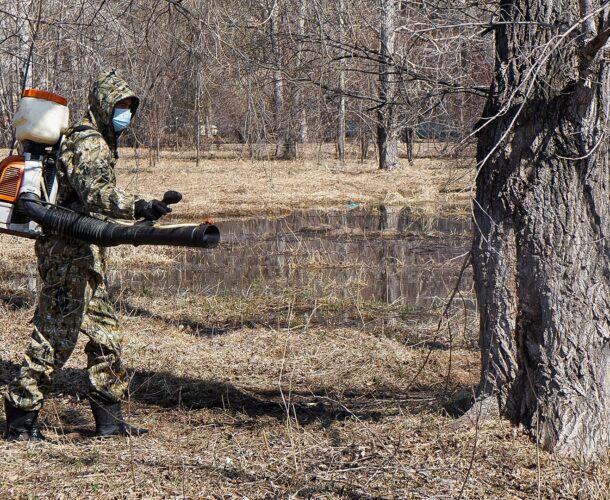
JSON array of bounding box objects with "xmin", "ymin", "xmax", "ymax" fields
[{"xmin": 109, "ymin": 206, "xmax": 473, "ymax": 314}]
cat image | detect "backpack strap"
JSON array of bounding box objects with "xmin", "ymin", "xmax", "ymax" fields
[
  {"xmin": 55, "ymin": 126, "xmax": 99, "ymax": 208},
  {"xmin": 64, "ymin": 124, "xmax": 118, "ymax": 158}
]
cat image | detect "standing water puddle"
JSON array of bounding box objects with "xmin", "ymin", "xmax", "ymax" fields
[{"xmin": 109, "ymin": 207, "xmax": 473, "ymax": 309}]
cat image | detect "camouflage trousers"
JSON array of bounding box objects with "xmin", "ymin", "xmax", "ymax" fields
[{"xmin": 6, "ymin": 236, "xmax": 127, "ymax": 411}]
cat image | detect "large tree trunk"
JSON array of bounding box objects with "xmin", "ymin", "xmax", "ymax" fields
[{"xmin": 473, "ymin": 0, "xmax": 610, "ymax": 459}]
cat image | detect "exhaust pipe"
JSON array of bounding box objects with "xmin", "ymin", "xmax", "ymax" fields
[{"xmin": 19, "ymin": 192, "xmax": 220, "ymax": 248}]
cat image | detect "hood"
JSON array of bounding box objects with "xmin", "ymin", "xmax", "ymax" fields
[{"xmin": 86, "ymin": 69, "xmax": 140, "ymax": 147}]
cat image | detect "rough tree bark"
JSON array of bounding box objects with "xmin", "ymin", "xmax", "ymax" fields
[
  {"xmin": 377, "ymin": 0, "xmax": 400, "ymax": 170},
  {"xmin": 473, "ymin": 0, "xmax": 610, "ymax": 459}
]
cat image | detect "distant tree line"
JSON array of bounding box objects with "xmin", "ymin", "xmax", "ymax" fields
[{"xmin": 0, "ymin": 0, "xmax": 493, "ymax": 168}]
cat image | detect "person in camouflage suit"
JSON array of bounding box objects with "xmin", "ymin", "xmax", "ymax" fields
[{"xmin": 4, "ymin": 69, "xmax": 173, "ymax": 441}]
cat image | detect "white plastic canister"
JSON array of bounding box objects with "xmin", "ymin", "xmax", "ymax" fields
[{"xmin": 13, "ymin": 89, "xmax": 69, "ymax": 145}]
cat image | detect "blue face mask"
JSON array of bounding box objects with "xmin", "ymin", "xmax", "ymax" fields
[{"xmin": 112, "ymin": 107, "xmax": 132, "ymax": 132}]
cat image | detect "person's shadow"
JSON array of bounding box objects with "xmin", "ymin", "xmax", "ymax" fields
[
  {"xmin": 0, "ymin": 295, "xmax": 471, "ymax": 438},
  {"xmin": 0, "ymin": 356, "xmax": 465, "ymax": 439}
]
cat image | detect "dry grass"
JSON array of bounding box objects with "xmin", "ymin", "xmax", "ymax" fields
[
  {"xmin": 115, "ymin": 142, "xmax": 474, "ymax": 220},
  {"xmin": 0, "ymin": 145, "xmax": 607, "ymax": 498}
]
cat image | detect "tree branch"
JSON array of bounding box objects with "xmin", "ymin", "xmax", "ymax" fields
[
  {"xmin": 580, "ymin": 1, "xmax": 610, "ymax": 65},
  {"xmin": 578, "ymin": 0, "xmax": 596, "ymax": 37},
  {"xmin": 582, "ymin": 25, "xmax": 610, "ymax": 63}
]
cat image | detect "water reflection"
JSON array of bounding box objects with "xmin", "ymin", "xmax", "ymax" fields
[{"xmin": 109, "ymin": 207, "xmax": 472, "ymax": 308}]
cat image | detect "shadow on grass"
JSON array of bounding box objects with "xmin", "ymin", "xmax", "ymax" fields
[
  {"xmin": 0, "ymin": 357, "xmax": 466, "ymax": 434},
  {"xmin": 0, "ymin": 294, "xmax": 33, "ymax": 310},
  {"xmin": 128, "ymin": 368, "xmax": 463, "ymax": 427},
  {"xmin": 117, "ymin": 299, "xmax": 365, "ymax": 335},
  {"xmin": 118, "ymin": 301, "xmax": 239, "ymax": 336},
  {"xmin": 117, "ymin": 299, "xmax": 441, "ymax": 337}
]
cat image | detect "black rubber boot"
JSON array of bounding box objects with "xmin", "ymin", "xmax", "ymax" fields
[
  {"xmin": 89, "ymin": 399, "xmax": 148, "ymax": 437},
  {"xmin": 4, "ymin": 399, "xmax": 45, "ymax": 442}
]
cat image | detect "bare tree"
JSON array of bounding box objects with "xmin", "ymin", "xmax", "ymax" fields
[
  {"xmin": 295, "ymin": 0, "xmax": 308, "ymax": 143},
  {"xmin": 336, "ymin": 0, "xmax": 346, "ymax": 162},
  {"xmin": 473, "ymin": 0, "xmax": 610, "ymax": 459},
  {"xmin": 269, "ymin": 0, "xmax": 297, "ymax": 159},
  {"xmin": 377, "ymin": 0, "xmax": 400, "ymax": 170},
  {"xmin": 0, "ymin": 0, "xmax": 490, "ymax": 158}
]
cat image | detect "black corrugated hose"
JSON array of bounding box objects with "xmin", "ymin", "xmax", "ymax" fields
[{"xmin": 19, "ymin": 192, "xmax": 220, "ymax": 248}]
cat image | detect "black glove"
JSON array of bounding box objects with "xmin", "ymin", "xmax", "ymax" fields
[
  {"xmin": 162, "ymin": 190, "xmax": 183, "ymax": 205},
  {"xmin": 134, "ymin": 199, "xmax": 172, "ymax": 221}
]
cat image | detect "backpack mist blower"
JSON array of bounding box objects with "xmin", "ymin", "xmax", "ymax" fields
[{"xmin": 0, "ymin": 89, "xmax": 220, "ymax": 248}]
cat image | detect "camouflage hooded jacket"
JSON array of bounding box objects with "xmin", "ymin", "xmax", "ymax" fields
[{"xmin": 57, "ymin": 69, "xmax": 141, "ymax": 220}]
